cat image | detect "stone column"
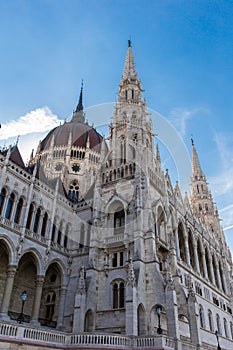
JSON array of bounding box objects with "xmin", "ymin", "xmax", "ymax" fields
[
  {"xmin": 184, "ymin": 235, "xmax": 191, "ymax": 266},
  {"xmin": 193, "ymin": 240, "xmax": 200, "ymax": 274},
  {"xmin": 174, "ymin": 228, "xmax": 180, "ymax": 259},
  {"xmin": 201, "ymin": 248, "xmax": 208, "ymax": 280},
  {"xmin": 209, "ymin": 254, "xmax": 216, "ymax": 285},
  {"xmin": 57, "ymin": 285, "xmax": 67, "ymax": 329},
  {"xmin": 0, "ymin": 265, "xmax": 17, "ymax": 319},
  {"xmin": 215, "ymin": 263, "xmax": 222, "ymax": 290},
  {"xmin": 31, "ymin": 276, "xmax": 45, "ymax": 325}
]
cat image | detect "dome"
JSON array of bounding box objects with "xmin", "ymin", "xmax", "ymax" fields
[{"xmin": 40, "ymin": 120, "xmax": 103, "ymax": 153}]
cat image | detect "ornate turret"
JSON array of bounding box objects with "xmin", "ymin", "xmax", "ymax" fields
[
  {"xmin": 118, "ymin": 40, "xmax": 143, "ymax": 105},
  {"xmin": 110, "ymin": 41, "xmax": 154, "ymax": 166},
  {"xmin": 190, "ymin": 139, "xmax": 218, "ymax": 231}
]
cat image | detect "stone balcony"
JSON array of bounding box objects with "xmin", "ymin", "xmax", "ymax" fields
[{"xmin": 0, "ymin": 320, "xmax": 179, "ymax": 349}]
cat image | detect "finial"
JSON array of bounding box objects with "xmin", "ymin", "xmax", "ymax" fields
[
  {"xmin": 191, "ymin": 135, "xmax": 194, "ymax": 146},
  {"xmin": 16, "ymin": 135, "xmax": 20, "ymax": 146},
  {"xmin": 128, "ymin": 39, "xmax": 131, "ymax": 47}
]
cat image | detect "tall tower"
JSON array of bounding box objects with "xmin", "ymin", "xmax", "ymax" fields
[
  {"xmin": 190, "ymin": 140, "xmax": 219, "ymax": 234},
  {"xmin": 109, "ymin": 40, "xmax": 154, "ymax": 167}
]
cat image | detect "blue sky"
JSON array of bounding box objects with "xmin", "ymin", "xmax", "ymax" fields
[{"xmin": 0, "ymin": 0, "xmax": 233, "ymax": 251}]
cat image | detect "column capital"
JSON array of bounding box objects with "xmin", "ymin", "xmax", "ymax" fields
[
  {"xmin": 35, "ymin": 275, "xmax": 45, "ymax": 286},
  {"xmin": 7, "ymin": 265, "xmax": 17, "ymax": 278}
]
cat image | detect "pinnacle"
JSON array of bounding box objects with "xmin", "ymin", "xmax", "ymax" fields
[
  {"xmin": 191, "ymin": 143, "xmax": 204, "ymax": 178},
  {"xmin": 121, "ymin": 42, "xmax": 138, "ymax": 82}
]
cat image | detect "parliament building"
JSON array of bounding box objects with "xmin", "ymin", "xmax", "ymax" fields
[{"xmin": 0, "ymin": 42, "xmax": 233, "ymax": 350}]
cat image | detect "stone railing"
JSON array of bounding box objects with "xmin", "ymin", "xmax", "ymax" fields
[
  {"xmin": 0, "ymin": 321, "xmax": 175, "ymax": 349},
  {"xmin": 105, "ymin": 233, "xmax": 125, "ymax": 245}
]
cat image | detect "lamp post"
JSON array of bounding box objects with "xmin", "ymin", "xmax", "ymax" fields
[
  {"xmin": 156, "ymin": 306, "xmax": 163, "ymax": 334},
  {"xmin": 215, "ymin": 330, "xmax": 221, "ymax": 350},
  {"xmin": 17, "ymin": 290, "xmax": 27, "ymax": 324}
]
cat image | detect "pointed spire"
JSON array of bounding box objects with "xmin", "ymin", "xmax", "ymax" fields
[
  {"xmin": 191, "ymin": 139, "xmax": 204, "ymax": 179},
  {"xmin": 75, "ymin": 79, "xmax": 83, "ymax": 112},
  {"xmin": 71, "ymin": 80, "xmax": 85, "ymax": 123},
  {"xmin": 121, "ymin": 40, "xmax": 138, "ymax": 82}
]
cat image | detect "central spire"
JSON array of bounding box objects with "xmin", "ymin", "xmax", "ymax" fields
[{"xmin": 121, "ymin": 40, "xmax": 139, "ymax": 82}]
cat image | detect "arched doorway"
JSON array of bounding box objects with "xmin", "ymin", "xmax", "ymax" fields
[
  {"xmin": 0, "ymin": 240, "xmax": 10, "ymax": 310},
  {"xmin": 84, "ymin": 309, "xmax": 94, "ymax": 332},
  {"xmin": 40, "ymin": 263, "xmax": 62, "ymax": 328},
  {"xmin": 9, "ymin": 252, "xmax": 38, "ymax": 322},
  {"xmin": 137, "ymin": 303, "xmax": 146, "ymax": 335}
]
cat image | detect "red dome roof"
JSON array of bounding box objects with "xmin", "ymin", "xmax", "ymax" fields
[{"xmin": 40, "ymin": 121, "xmax": 103, "ymax": 153}]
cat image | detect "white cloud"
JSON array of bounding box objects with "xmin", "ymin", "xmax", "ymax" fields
[
  {"xmin": 0, "ymin": 107, "xmax": 62, "ymax": 140},
  {"xmin": 168, "ymin": 107, "xmax": 209, "ymax": 137}
]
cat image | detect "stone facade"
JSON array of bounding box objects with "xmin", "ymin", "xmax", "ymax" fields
[{"xmin": 0, "ymin": 42, "xmax": 233, "ymax": 350}]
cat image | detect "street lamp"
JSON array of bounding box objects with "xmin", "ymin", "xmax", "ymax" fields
[
  {"xmin": 156, "ymin": 306, "xmax": 163, "ymax": 334},
  {"xmin": 17, "ymin": 290, "xmax": 27, "ymax": 324},
  {"xmin": 215, "ymin": 330, "xmax": 221, "ymax": 350}
]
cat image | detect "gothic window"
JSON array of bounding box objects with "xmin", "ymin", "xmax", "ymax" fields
[
  {"xmin": 205, "ymin": 203, "xmax": 208, "ymax": 212},
  {"xmin": 199, "ymin": 305, "xmax": 205, "ymax": 328},
  {"xmin": 188, "ymin": 230, "xmax": 195, "ymax": 270},
  {"xmin": 197, "ymin": 239, "xmax": 204, "ymax": 276},
  {"xmin": 219, "ymin": 261, "xmax": 225, "ymax": 293},
  {"xmin": 112, "ymin": 281, "xmax": 125, "ymax": 309},
  {"xmin": 230, "ymin": 322, "xmax": 233, "ymax": 339},
  {"xmin": 125, "ymin": 90, "xmax": 128, "ymax": 100},
  {"xmin": 14, "ymin": 197, "xmax": 23, "ymax": 224},
  {"xmin": 68, "ymin": 181, "xmax": 79, "ymax": 203},
  {"xmin": 112, "ymin": 253, "xmax": 117, "ymax": 267},
  {"xmin": 41, "ymin": 212, "xmax": 48, "ymax": 237},
  {"xmin": 79, "ymin": 223, "xmax": 85, "ymax": 248},
  {"xmin": 33, "ymin": 207, "xmax": 41, "ymax": 233},
  {"xmin": 224, "ymin": 318, "xmax": 229, "ymax": 338},
  {"xmin": 45, "ymin": 292, "xmax": 56, "ymax": 321},
  {"xmin": 0, "ymin": 188, "xmax": 6, "ymax": 215},
  {"xmin": 216, "ymin": 314, "xmax": 222, "ymax": 335},
  {"xmin": 197, "ymin": 185, "xmax": 199, "ymax": 193},
  {"xmin": 64, "ymin": 223, "xmax": 70, "ymax": 249},
  {"xmin": 212, "ymin": 256, "xmax": 220, "ymax": 289},
  {"xmin": 199, "ymin": 204, "xmax": 202, "ymax": 211},
  {"xmin": 51, "ymin": 220, "xmax": 56, "ymax": 241},
  {"xmin": 120, "ymin": 137, "xmax": 126, "ymax": 164},
  {"xmin": 57, "ymin": 221, "xmax": 63, "ymax": 245},
  {"xmin": 205, "ymin": 248, "xmax": 212, "ymax": 282},
  {"xmin": 131, "ymin": 89, "xmax": 134, "ymax": 99},
  {"xmin": 178, "ymin": 223, "xmax": 186, "ymax": 263},
  {"xmin": 114, "ymin": 207, "xmax": 125, "ymax": 228},
  {"xmin": 208, "ymin": 310, "xmax": 213, "ymax": 332},
  {"xmin": 5, "ymin": 192, "xmax": 15, "ymax": 220},
  {"xmin": 157, "ymin": 207, "xmax": 166, "ymax": 241},
  {"xmin": 26, "ymin": 203, "xmax": 34, "ymax": 230}
]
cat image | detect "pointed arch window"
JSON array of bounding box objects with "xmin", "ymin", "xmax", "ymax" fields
[
  {"xmin": 208, "ymin": 310, "xmax": 213, "ymax": 332},
  {"xmin": 0, "ymin": 188, "xmax": 6, "ymax": 215},
  {"xmin": 68, "ymin": 181, "xmax": 79, "ymax": 203},
  {"xmin": 45, "ymin": 292, "xmax": 56, "ymax": 322},
  {"xmin": 216, "ymin": 314, "xmax": 222, "ymax": 335},
  {"xmin": 112, "ymin": 281, "xmax": 125, "ymax": 309},
  {"xmin": 199, "ymin": 305, "xmax": 205, "ymax": 328},
  {"xmin": 41, "ymin": 212, "xmax": 48, "ymax": 237},
  {"xmin": 33, "ymin": 207, "xmax": 41, "ymax": 233},
  {"xmin": 114, "ymin": 207, "xmax": 125, "ymax": 228},
  {"xmin": 26, "ymin": 203, "xmax": 34, "ymax": 230},
  {"xmin": 188, "ymin": 231, "xmax": 195, "ymax": 270},
  {"xmin": 14, "ymin": 197, "xmax": 23, "ymax": 224},
  {"xmin": 5, "ymin": 192, "xmax": 15, "ymax": 220},
  {"xmin": 178, "ymin": 223, "xmax": 186, "ymax": 263}
]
